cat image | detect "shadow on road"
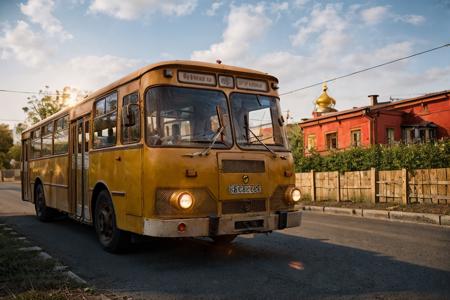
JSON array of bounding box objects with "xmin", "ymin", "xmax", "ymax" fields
[{"xmin": 2, "ymin": 214, "xmax": 449, "ymax": 299}]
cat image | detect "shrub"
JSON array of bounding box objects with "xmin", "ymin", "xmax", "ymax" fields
[{"xmin": 293, "ymin": 140, "xmax": 450, "ymax": 172}]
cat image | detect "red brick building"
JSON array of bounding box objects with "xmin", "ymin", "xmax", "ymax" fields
[{"xmin": 299, "ymin": 87, "xmax": 450, "ymax": 155}]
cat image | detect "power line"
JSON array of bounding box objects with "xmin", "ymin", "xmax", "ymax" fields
[
  {"xmin": 0, "ymin": 89, "xmax": 42, "ymax": 95},
  {"xmin": 280, "ymin": 43, "xmax": 450, "ymax": 96},
  {"xmin": 0, "ymin": 119, "xmax": 25, "ymax": 122},
  {"xmin": 0, "ymin": 89, "xmax": 61, "ymax": 96}
]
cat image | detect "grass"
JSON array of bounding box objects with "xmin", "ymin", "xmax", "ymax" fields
[
  {"xmin": 298, "ymin": 201, "xmax": 450, "ymax": 215},
  {"xmin": 0, "ymin": 224, "xmax": 129, "ymax": 300}
]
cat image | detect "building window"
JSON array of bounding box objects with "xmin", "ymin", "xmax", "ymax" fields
[
  {"xmin": 402, "ymin": 127, "xmax": 437, "ymax": 144},
  {"xmin": 93, "ymin": 92, "xmax": 117, "ymax": 148},
  {"xmin": 307, "ymin": 135, "xmax": 316, "ymax": 150},
  {"xmin": 326, "ymin": 132, "xmax": 338, "ymax": 150},
  {"xmin": 351, "ymin": 130, "xmax": 361, "ymax": 147},
  {"xmin": 386, "ymin": 128, "xmax": 395, "ymax": 145}
]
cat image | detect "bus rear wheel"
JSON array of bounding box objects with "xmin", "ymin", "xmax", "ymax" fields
[
  {"xmin": 94, "ymin": 190, "xmax": 130, "ymax": 253},
  {"xmin": 212, "ymin": 234, "xmax": 237, "ymax": 245},
  {"xmin": 34, "ymin": 184, "xmax": 54, "ymax": 222}
]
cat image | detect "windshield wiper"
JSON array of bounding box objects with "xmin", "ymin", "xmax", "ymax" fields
[
  {"xmin": 184, "ymin": 126, "xmax": 225, "ymax": 157},
  {"xmin": 244, "ymin": 115, "xmax": 286, "ymax": 160},
  {"xmin": 184, "ymin": 105, "xmax": 226, "ymax": 158}
]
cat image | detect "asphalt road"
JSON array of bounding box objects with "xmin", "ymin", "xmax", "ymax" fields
[{"xmin": 1, "ymin": 182, "xmax": 449, "ymax": 299}]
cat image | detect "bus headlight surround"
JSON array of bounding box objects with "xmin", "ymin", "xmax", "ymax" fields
[
  {"xmin": 285, "ymin": 187, "xmax": 301, "ymax": 203},
  {"xmin": 170, "ymin": 191, "xmax": 194, "ymax": 210}
]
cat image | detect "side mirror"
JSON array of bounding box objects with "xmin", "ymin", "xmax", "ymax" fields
[{"xmin": 123, "ymin": 103, "xmax": 138, "ymax": 127}]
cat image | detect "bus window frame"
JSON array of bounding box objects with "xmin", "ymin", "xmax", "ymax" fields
[
  {"xmin": 31, "ymin": 127, "xmax": 42, "ymax": 159},
  {"xmin": 41, "ymin": 122, "xmax": 54, "ymax": 157},
  {"xmin": 143, "ymin": 84, "xmax": 234, "ymax": 150},
  {"xmin": 229, "ymin": 91, "xmax": 289, "ymax": 153},
  {"xmin": 121, "ymin": 91, "xmax": 141, "ymax": 145},
  {"xmin": 92, "ymin": 91, "xmax": 118, "ymax": 149},
  {"xmin": 53, "ymin": 114, "xmax": 70, "ymax": 156}
]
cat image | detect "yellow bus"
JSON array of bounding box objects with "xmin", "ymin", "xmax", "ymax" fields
[{"xmin": 21, "ymin": 61, "xmax": 302, "ymax": 252}]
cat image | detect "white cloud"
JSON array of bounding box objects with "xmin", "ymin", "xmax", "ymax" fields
[
  {"xmin": 20, "ymin": 0, "xmax": 73, "ymax": 40},
  {"xmin": 247, "ymin": 39, "xmax": 448, "ymax": 121},
  {"xmin": 395, "ymin": 14, "xmax": 426, "ymax": 25},
  {"xmin": 361, "ymin": 5, "xmax": 425, "ymax": 26},
  {"xmin": 290, "ymin": 3, "xmax": 348, "ymax": 52},
  {"xmin": 293, "ymin": 0, "xmax": 310, "ymax": 8},
  {"xmin": 64, "ymin": 55, "xmax": 141, "ymax": 89},
  {"xmin": 272, "ymin": 2, "xmax": 289, "ymax": 13},
  {"xmin": 360, "ymin": 5, "xmax": 389, "ymax": 25},
  {"xmin": 191, "ymin": 3, "xmax": 272, "ymax": 63},
  {"xmin": 0, "ymin": 21, "xmax": 52, "ymax": 67},
  {"xmin": 88, "ymin": 0, "xmax": 198, "ymax": 20},
  {"xmin": 206, "ymin": 1, "xmax": 223, "ymax": 16}
]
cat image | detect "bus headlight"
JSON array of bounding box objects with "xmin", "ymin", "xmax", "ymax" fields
[
  {"xmin": 170, "ymin": 191, "xmax": 194, "ymax": 210},
  {"xmin": 285, "ymin": 187, "xmax": 301, "ymax": 203}
]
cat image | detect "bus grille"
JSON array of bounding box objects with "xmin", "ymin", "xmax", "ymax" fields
[
  {"xmin": 222, "ymin": 199, "xmax": 266, "ymax": 214},
  {"xmin": 221, "ymin": 160, "xmax": 265, "ymax": 173},
  {"xmin": 270, "ymin": 185, "xmax": 295, "ymax": 211}
]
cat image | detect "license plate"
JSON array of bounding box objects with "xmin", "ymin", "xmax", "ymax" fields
[{"xmin": 228, "ymin": 184, "xmax": 262, "ymax": 194}]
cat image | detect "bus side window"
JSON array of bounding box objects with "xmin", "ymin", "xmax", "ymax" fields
[
  {"xmin": 31, "ymin": 128, "xmax": 41, "ymax": 159},
  {"xmin": 42, "ymin": 123, "xmax": 53, "ymax": 156},
  {"xmin": 54, "ymin": 116, "xmax": 69, "ymax": 154},
  {"xmin": 122, "ymin": 92, "xmax": 140, "ymax": 144},
  {"xmin": 93, "ymin": 93, "xmax": 117, "ymax": 148}
]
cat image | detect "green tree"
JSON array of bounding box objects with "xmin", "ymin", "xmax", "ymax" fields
[
  {"xmin": 22, "ymin": 86, "xmax": 71, "ymax": 125},
  {"xmin": 286, "ymin": 125, "xmax": 303, "ymax": 171},
  {"xmin": 294, "ymin": 140, "xmax": 450, "ymax": 172},
  {"xmin": 0, "ymin": 124, "xmax": 13, "ymax": 169},
  {"xmin": 8, "ymin": 144, "xmax": 21, "ymax": 162}
]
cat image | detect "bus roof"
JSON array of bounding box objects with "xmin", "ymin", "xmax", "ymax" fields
[{"xmin": 22, "ymin": 60, "xmax": 278, "ymax": 134}]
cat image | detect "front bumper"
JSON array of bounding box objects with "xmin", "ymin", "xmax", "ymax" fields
[{"xmin": 143, "ymin": 210, "xmax": 302, "ymax": 238}]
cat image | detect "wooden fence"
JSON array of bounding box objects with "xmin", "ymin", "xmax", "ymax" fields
[{"xmin": 295, "ymin": 168, "xmax": 450, "ymax": 204}]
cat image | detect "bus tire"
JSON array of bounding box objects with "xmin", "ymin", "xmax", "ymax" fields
[
  {"xmin": 212, "ymin": 234, "xmax": 237, "ymax": 245},
  {"xmin": 94, "ymin": 190, "xmax": 130, "ymax": 253},
  {"xmin": 34, "ymin": 183, "xmax": 54, "ymax": 222}
]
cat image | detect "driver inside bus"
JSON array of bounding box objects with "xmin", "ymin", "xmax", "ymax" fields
[{"xmin": 193, "ymin": 106, "xmax": 215, "ymax": 141}]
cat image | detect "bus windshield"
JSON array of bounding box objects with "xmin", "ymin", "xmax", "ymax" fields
[
  {"xmin": 230, "ymin": 93, "xmax": 288, "ymax": 151},
  {"xmin": 145, "ymin": 86, "xmax": 232, "ymax": 147}
]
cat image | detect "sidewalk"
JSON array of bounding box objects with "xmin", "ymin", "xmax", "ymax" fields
[{"xmin": 299, "ymin": 203, "xmax": 450, "ymax": 227}]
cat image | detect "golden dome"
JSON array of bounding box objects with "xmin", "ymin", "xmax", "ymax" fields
[{"xmin": 314, "ymin": 82, "xmax": 337, "ymax": 113}]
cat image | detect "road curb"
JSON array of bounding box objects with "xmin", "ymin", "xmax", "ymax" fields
[
  {"xmin": 1, "ymin": 223, "xmax": 88, "ymax": 285},
  {"xmin": 303, "ymin": 205, "xmax": 449, "ymax": 227},
  {"xmin": 439, "ymin": 215, "xmax": 450, "ymax": 226}
]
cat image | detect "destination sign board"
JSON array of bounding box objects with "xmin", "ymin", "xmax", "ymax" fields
[
  {"xmin": 178, "ymin": 71, "xmax": 216, "ymax": 86},
  {"xmin": 218, "ymin": 75, "xmax": 234, "ymax": 88},
  {"xmin": 236, "ymin": 78, "xmax": 268, "ymax": 92}
]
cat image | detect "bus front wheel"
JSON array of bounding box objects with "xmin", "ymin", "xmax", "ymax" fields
[
  {"xmin": 34, "ymin": 184, "xmax": 54, "ymax": 222},
  {"xmin": 94, "ymin": 190, "xmax": 130, "ymax": 253}
]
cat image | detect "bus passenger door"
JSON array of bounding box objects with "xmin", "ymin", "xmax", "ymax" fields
[
  {"xmin": 21, "ymin": 139, "xmax": 30, "ymax": 201},
  {"xmin": 70, "ymin": 116, "xmax": 90, "ymax": 221}
]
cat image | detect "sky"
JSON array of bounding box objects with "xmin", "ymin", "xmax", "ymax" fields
[{"xmin": 0, "ymin": 0, "xmax": 449, "ymax": 132}]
